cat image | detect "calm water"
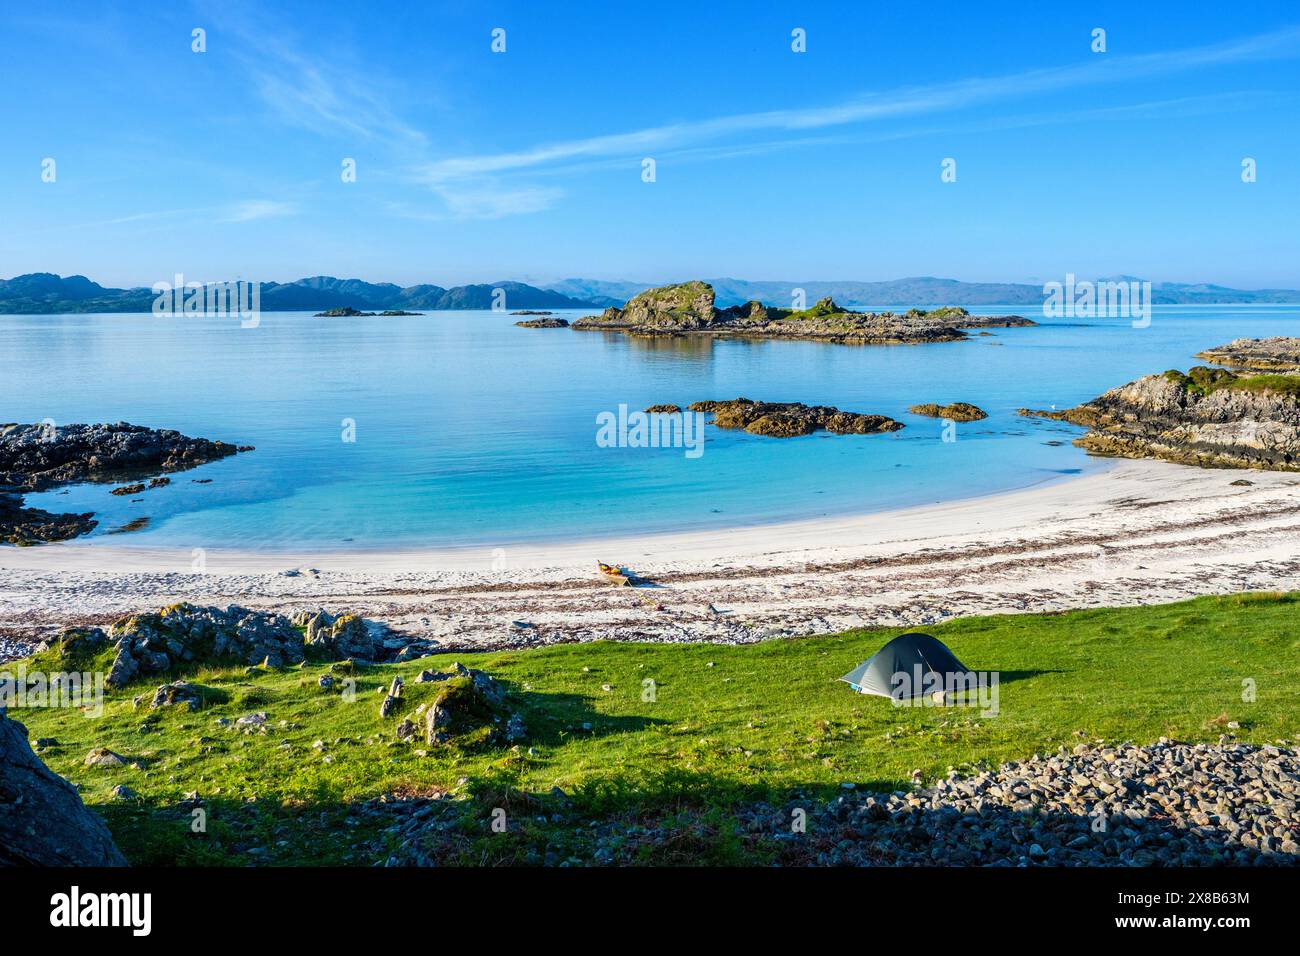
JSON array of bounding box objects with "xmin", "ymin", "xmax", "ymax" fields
[{"xmin": 3, "ymin": 305, "xmax": 1297, "ymax": 551}]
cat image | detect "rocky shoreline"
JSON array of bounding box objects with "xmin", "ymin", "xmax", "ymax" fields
[
  {"xmin": 1022, "ymin": 353, "xmax": 1300, "ymax": 471},
  {"xmin": 571, "ymin": 281, "xmax": 1032, "ymax": 345},
  {"xmin": 0, "ymin": 422, "xmax": 252, "ymax": 545},
  {"xmin": 1196, "ymin": 337, "xmax": 1300, "ymax": 372}
]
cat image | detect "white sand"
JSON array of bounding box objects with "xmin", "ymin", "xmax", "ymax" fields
[{"xmin": 3, "ymin": 459, "xmax": 1299, "ymax": 652}]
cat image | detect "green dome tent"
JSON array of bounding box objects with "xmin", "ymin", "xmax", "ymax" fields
[{"xmin": 839, "ymin": 632, "xmax": 973, "ymax": 700}]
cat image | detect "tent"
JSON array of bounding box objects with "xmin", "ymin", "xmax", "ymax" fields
[{"xmin": 839, "ymin": 632, "xmax": 974, "ymax": 700}]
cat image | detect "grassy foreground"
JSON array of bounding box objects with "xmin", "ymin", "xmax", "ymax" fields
[{"xmin": 13, "ymin": 592, "xmax": 1300, "ymax": 865}]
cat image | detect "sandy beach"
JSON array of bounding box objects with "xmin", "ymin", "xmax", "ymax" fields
[{"xmin": 2, "ymin": 458, "xmax": 1299, "ymax": 655}]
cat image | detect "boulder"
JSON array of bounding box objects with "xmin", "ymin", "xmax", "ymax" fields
[
  {"xmin": 0, "ymin": 712, "xmax": 128, "ymax": 865},
  {"xmin": 149, "ymin": 681, "xmax": 205, "ymax": 711}
]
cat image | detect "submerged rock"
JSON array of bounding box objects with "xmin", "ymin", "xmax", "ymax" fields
[{"xmin": 572, "ymin": 281, "xmax": 1032, "ymax": 344}]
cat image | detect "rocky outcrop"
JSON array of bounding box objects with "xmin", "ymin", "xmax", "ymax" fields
[
  {"xmin": 103, "ymin": 604, "xmax": 306, "ymax": 688},
  {"xmin": 0, "ymin": 422, "xmax": 248, "ymax": 493},
  {"xmin": 422, "ymin": 663, "xmax": 515, "ymax": 747},
  {"xmin": 571, "ymin": 282, "xmax": 1032, "ymax": 345},
  {"xmin": 686, "ymin": 398, "xmax": 903, "ymax": 438},
  {"xmin": 1197, "ymin": 337, "xmax": 1300, "ymax": 372},
  {"xmin": 909, "ymin": 402, "xmax": 988, "ymax": 422},
  {"xmin": 0, "ymin": 710, "xmax": 128, "ymax": 865},
  {"xmin": 58, "ymin": 604, "xmax": 435, "ymax": 689},
  {"xmin": 1023, "ymin": 365, "xmax": 1300, "ymax": 470},
  {"xmin": 0, "ymin": 493, "xmax": 95, "ymax": 545},
  {"xmin": 296, "ymin": 610, "xmax": 389, "ymax": 661},
  {"xmin": 514, "ymin": 317, "xmax": 569, "ymax": 328},
  {"xmin": 0, "ymin": 422, "xmax": 252, "ymax": 546}
]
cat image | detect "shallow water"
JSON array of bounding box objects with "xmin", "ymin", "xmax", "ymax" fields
[{"xmin": 3, "ymin": 304, "xmax": 1297, "ymax": 551}]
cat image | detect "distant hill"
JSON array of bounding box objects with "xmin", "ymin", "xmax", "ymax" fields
[
  {"xmin": 542, "ymin": 276, "xmax": 1300, "ymax": 309},
  {"xmin": 0, "ymin": 274, "xmax": 603, "ymax": 313},
  {"xmin": 5, "ymin": 272, "xmax": 1297, "ymax": 315}
]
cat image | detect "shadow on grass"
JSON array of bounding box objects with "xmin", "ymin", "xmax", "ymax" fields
[{"xmin": 97, "ymin": 766, "xmax": 1300, "ymax": 868}]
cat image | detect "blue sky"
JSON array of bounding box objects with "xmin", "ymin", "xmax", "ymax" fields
[{"xmin": 1, "ymin": 0, "xmax": 1298, "ymax": 288}]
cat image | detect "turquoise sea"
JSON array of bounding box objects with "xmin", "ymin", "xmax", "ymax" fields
[{"xmin": 3, "ymin": 305, "xmax": 1297, "ymax": 551}]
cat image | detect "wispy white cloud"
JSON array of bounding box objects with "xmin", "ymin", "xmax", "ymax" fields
[
  {"xmin": 221, "ymin": 199, "xmax": 299, "ymax": 222},
  {"xmin": 211, "ymin": 4, "xmax": 428, "ymax": 149},
  {"xmin": 416, "ymin": 25, "xmax": 1300, "ymax": 190},
  {"xmin": 205, "ymin": 17, "xmax": 1300, "ymax": 222}
]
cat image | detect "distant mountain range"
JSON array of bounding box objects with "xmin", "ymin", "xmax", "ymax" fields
[
  {"xmin": 542, "ymin": 276, "xmax": 1300, "ymax": 308},
  {"xmin": 3, "ymin": 272, "xmax": 1297, "ymax": 315},
  {"xmin": 0, "ymin": 274, "xmax": 609, "ymax": 314}
]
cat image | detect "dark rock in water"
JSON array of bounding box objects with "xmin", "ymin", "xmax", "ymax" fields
[
  {"xmin": 314, "ymin": 307, "xmax": 422, "ymax": 317},
  {"xmin": 106, "ymin": 517, "xmax": 150, "ymax": 535},
  {"xmin": 0, "ymin": 492, "xmax": 95, "ymax": 545},
  {"xmin": 1022, "ymin": 364, "xmax": 1300, "ymax": 470},
  {"xmin": 511, "ymin": 310, "xmax": 555, "ymax": 315},
  {"xmin": 0, "ymin": 421, "xmax": 248, "ymax": 493},
  {"xmin": 0, "ymin": 712, "xmax": 128, "ymax": 865},
  {"xmin": 572, "ymin": 281, "xmax": 1032, "ymax": 345},
  {"xmin": 644, "ymin": 404, "xmax": 682, "ymax": 414},
  {"xmin": 1231, "ymin": 478, "xmax": 1254, "ymax": 486},
  {"xmin": 0, "ymin": 421, "xmax": 251, "ymax": 546},
  {"xmin": 909, "ymin": 402, "xmax": 988, "ymax": 422},
  {"xmin": 685, "ymin": 398, "xmax": 903, "ymax": 438},
  {"xmin": 514, "ymin": 317, "xmax": 569, "ymax": 328},
  {"xmin": 1197, "ymin": 337, "xmax": 1300, "ymax": 373}
]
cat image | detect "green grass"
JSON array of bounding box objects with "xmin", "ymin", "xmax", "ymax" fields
[
  {"xmin": 10, "ymin": 593, "xmax": 1300, "ymax": 864},
  {"xmin": 1165, "ymin": 366, "xmax": 1300, "ymax": 398}
]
